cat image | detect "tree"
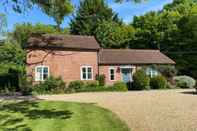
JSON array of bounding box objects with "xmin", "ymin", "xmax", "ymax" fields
[
  {"xmin": 115, "ymin": 0, "xmax": 147, "ymax": 3},
  {"xmin": 10, "ymin": 23, "xmax": 67, "ymax": 48},
  {"xmin": 34, "ymin": 0, "xmax": 73, "ymax": 30},
  {"xmin": 1, "ymin": 0, "xmax": 73, "ymax": 30},
  {"xmin": 0, "ymin": 42, "xmax": 25, "ymax": 75},
  {"xmin": 0, "ymin": 13, "xmax": 7, "ymax": 37},
  {"xmin": 70, "ymin": 0, "xmax": 122, "ymax": 35},
  {"xmin": 95, "ymin": 21, "xmax": 135, "ymax": 48}
]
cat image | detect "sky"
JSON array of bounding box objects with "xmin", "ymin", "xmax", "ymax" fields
[{"xmin": 0, "ymin": 0, "xmax": 173, "ymax": 31}]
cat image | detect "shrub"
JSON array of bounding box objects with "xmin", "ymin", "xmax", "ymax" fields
[
  {"xmin": 96, "ymin": 74, "xmax": 106, "ymax": 86},
  {"xmin": 150, "ymin": 76, "xmax": 167, "ymax": 89},
  {"xmin": 113, "ymin": 81, "xmax": 128, "ymax": 91},
  {"xmin": 18, "ymin": 74, "xmax": 33, "ymax": 95},
  {"xmin": 132, "ymin": 70, "xmax": 150, "ymax": 90},
  {"xmin": 68, "ymin": 80, "xmax": 84, "ymax": 92},
  {"xmin": 174, "ymin": 76, "xmax": 196, "ymax": 88},
  {"xmin": 158, "ymin": 66, "xmax": 177, "ymax": 78},
  {"xmin": 33, "ymin": 76, "xmax": 66, "ymax": 94},
  {"xmin": 85, "ymin": 81, "xmax": 99, "ymax": 88}
]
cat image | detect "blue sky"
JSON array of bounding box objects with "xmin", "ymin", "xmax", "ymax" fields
[{"xmin": 0, "ymin": 0, "xmax": 173, "ymax": 31}]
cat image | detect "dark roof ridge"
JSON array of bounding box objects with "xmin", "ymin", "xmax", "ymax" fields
[
  {"xmin": 101, "ymin": 48, "xmax": 160, "ymax": 52},
  {"xmin": 42, "ymin": 34, "xmax": 95, "ymax": 38}
]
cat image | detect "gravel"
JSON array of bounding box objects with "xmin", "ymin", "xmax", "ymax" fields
[{"xmin": 37, "ymin": 89, "xmax": 197, "ymax": 131}]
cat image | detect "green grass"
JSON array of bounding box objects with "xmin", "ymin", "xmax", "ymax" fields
[{"xmin": 0, "ymin": 100, "xmax": 129, "ymax": 131}]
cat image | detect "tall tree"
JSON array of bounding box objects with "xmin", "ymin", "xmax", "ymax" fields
[
  {"xmin": 1, "ymin": 0, "xmax": 73, "ymax": 30},
  {"xmin": 10, "ymin": 23, "xmax": 68, "ymax": 48},
  {"xmin": 95, "ymin": 20, "xmax": 135, "ymax": 48},
  {"xmin": 70, "ymin": 0, "xmax": 122, "ymax": 35},
  {"xmin": 34, "ymin": 0, "xmax": 73, "ymax": 30},
  {"xmin": 0, "ymin": 13, "xmax": 7, "ymax": 37}
]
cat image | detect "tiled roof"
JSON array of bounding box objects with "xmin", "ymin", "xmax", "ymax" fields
[
  {"xmin": 27, "ymin": 34, "xmax": 100, "ymax": 50},
  {"xmin": 99, "ymin": 49, "xmax": 175, "ymax": 65}
]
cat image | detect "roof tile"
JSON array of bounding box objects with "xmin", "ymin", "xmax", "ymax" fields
[
  {"xmin": 27, "ymin": 34, "xmax": 100, "ymax": 50},
  {"xmin": 99, "ymin": 49, "xmax": 175, "ymax": 65}
]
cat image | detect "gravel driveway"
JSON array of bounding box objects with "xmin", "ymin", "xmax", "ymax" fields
[{"xmin": 38, "ymin": 89, "xmax": 197, "ymax": 131}]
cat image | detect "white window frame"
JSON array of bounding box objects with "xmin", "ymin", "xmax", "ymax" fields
[
  {"xmin": 80, "ymin": 66, "xmax": 93, "ymax": 80},
  {"xmin": 109, "ymin": 67, "xmax": 116, "ymax": 81},
  {"xmin": 35, "ymin": 65, "xmax": 50, "ymax": 81},
  {"xmin": 146, "ymin": 67, "xmax": 158, "ymax": 78}
]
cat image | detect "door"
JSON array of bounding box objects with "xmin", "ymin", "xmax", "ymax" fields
[{"xmin": 121, "ymin": 68, "xmax": 132, "ymax": 83}]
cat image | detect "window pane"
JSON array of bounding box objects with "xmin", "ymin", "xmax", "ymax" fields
[
  {"xmin": 88, "ymin": 72, "xmax": 92, "ymax": 79},
  {"xmin": 110, "ymin": 69, "xmax": 114, "ymax": 74},
  {"xmin": 88, "ymin": 67, "xmax": 92, "ymax": 73},
  {"xmin": 37, "ymin": 67, "xmax": 42, "ymax": 73},
  {"xmin": 83, "ymin": 72, "xmax": 86, "ymax": 79},
  {"xmin": 110, "ymin": 69, "xmax": 115, "ymax": 80},
  {"xmin": 82, "ymin": 67, "xmax": 87, "ymax": 80},
  {"xmin": 43, "ymin": 74, "xmax": 48, "ymax": 80},
  {"xmin": 43, "ymin": 67, "xmax": 48, "ymax": 73},
  {"xmin": 82, "ymin": 68, "xmax": 86, "ymax": 73},
  {"xmin": 111, "ymin": 75, "xmax": 114, "ymax": 80}
]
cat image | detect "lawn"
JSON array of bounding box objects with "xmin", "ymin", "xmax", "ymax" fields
[{"xmin": 0, "ymin": 100, "xmax": 129, "ymax": 131}]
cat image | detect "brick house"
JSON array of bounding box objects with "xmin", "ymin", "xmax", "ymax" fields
[{"xmin": 26, "ymin": 34, "xmax": 175, "ymax": 85}]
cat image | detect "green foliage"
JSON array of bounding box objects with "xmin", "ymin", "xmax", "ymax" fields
[
  {"xmin": 70, "ymin": 0, "xmax": 122, "ymax": 35},
  {"xmin": 85, "ymin": 81, "xmax": 99, "ymax": 88},
  {"xmin": 157, "ymin": 66, "xmax": 177, "ymax": 78},
  {"xmin": 0, "ymin": 42, "xmax": 25, "ymax": 94},
  {"xmin": 33, "ymin": 76, "xmax": 67, "ymax": 94},
  {"xmin": 132, "ymin": 70, "xmax": 150, "ymax": 90},
  {"xmin": 96, "ymin": 74, "xmax": 106, "ymax": 86},
  {"xmin": 0, "ymin": 13, "xmax": 7, "ymax": 36},
  {"xmin": 34, "ymin": 0, "xmax": 73, "ymax": 30},
  {"xmin": 67, "ymin": 80, "xmax": 128, "ymax": 93},
  {"xmin": 68, "ymin": 80, "xmax": 85, "ymax": 92},
  {"xmin": 150, "ymin": 76, "xmax": 167, "ymax": 89},
  {"xmin": 18, "ymin": 74, "xmax": 33, "ymax": 95},
  {"xmin": 95, "ymin": 20, "xmax": 135, "ymax": 48},
  {"xmin": 174, "ymin": 75, "xmax": 196, "ymax": 88},
  {"xmin": 11, "ymin": 23, "xmax": 66, "ymax": 48},
  {"xmin": 131, "ymin": 0, "xmax": 197, "ymax": 79},
  {"xmin": 113, "ymin": 81, "xmax": 128, "ymax": 91},
  {"xmin": 0, "ymin": 42, "xmax": 25, "ymax": 66}
]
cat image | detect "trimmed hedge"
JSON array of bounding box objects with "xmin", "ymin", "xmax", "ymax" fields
[
  {"xmin": 150, "ymin": 76, "xmax": 167, "ymax": 89},
  {"xmin": 174, "ymin": 76, "xmax": 196, "ymax": 88},
  {"xmin": 132, "ymin": 70, "xmax": 150, "ymax": 90}
]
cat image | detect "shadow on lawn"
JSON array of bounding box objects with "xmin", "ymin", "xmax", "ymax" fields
[
  {"xmin": 0, "ymin": 114, "xmax": 31, "ymax": 131},
  {"xmin": 0, "ymin": 101, "xmax": 73, "ymax": 130}
]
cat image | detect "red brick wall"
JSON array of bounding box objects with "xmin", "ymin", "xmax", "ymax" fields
[
  {"xmin": 26, "ymin": 49, "xmax": 98, "ymax": 83},
  {"xmin": 99, "ymin": 65, "xmax": 138, "ymax": 85},
  {"xmin": 99, "ymin": 65, "xmax": 122, "ymax": 85}
]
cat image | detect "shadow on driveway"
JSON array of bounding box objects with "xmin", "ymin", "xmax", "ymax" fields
[{"xmin": 180, "ymin": 90, "xmax": 197, "ymax": 95}]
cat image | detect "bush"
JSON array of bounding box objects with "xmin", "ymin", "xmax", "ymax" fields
[
  {"xmin": 68, "ymin": 80, "xmax": 84, "ymax": 92},
  {"xmin": 150, "ymin": 76, "xmax": 167, "ymax": 89},
  {"xmin": 85, "ymin": 81, "xmax": 99, "ymax": 88},
  {"xmin": 96, "ymin": 74, "xmax": 105, "ymax": 86},
  {"xmin": 19, "ymin": 75, "xmax": 33, "ymax": 95},
  {"xmin": 174, "ymin": 76, "xmax": 196, "ymax": 88},
  {"xmin": 33, "ymin": 76, "xmax": 66, "ymax": 94},
  {"xmin": 132, "ymin": 70, "xmax": 150, "ymax": 90},
  {"xmin": 113, "ymin": 81, "xmax": 128, "ymax": 91}
]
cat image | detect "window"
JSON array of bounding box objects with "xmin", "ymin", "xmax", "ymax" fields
[
  {"xmin": 109, "ymin": 68, "xmax": 115, "ymax": 81},
  {"xmin": 146, "ymin": 67, "xmax": 158, "ymax": 78},
  {"xmin": 35, "ymin": 66, "xmax": 49, "ymax": 81},
  {"xmin": 81, "ymin": 66, "xmax": 93, "ymax": 80}
]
